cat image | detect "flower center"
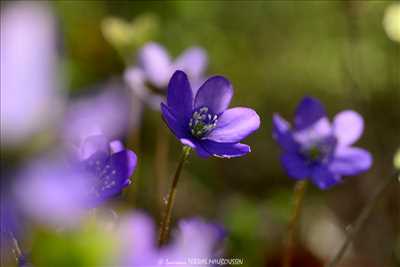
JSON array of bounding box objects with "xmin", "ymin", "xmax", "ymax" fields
[
  {"xmin": 189, "ymin": 107, "xmax": 218, "ymax": 138},
  {"xmin": 305, "ymin": 145, "xmax": 324, "ymax": 161},
  {"xmin": 301, "ymin": 139, "xmax": 335, "ymax": 163}
]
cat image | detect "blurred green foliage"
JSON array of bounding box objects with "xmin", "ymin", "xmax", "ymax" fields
[
  {"xmin": 31, "ymin": 221, "xmax": 119, "ymax": 267},
  {"xmin": 101, "ymin": 13, "xmax": 159, "ymax": 63}
]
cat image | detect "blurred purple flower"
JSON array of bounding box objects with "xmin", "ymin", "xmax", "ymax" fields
[
  {"xmin": 159, "ymin": 218, "xmax": 226, "ymax": 266},
  {"xmin": 14, "ymin": 135, "xmax": 137, "ymax": 226},
  {"xmin": 118, "ymin": 213, "xmax": 158, "ymax": 266},
  {"xmin": 273, "ymin": 97, "xmax": 372, "ymax": 189},
  {"xmin": 78, "ymin": 134, "xmax": 137, "ymax": 206},
  {"xmin": 14, "ymin": 155, "xmax": 91, "ymax": 227},
  {"xmin": 124, "ymin": 42, "xmax": 207, "ymax": 110},
  {"xmin": 118, "ymin": 212, "xmax": 225, "ymax": 267},
  {"xmin": 0, "ymin": 1, "xmax": 62, "ymax": 147},
  {"xmin": 63, "ymin": 82, "xmax": 140, "ymax": 145},
  {"xmin": 161, "ymin": 71, "xmax": 260, "ymax": 158}
]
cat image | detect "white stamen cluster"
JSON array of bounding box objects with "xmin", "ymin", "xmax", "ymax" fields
[
  {"xmin": 100, "ymin": 167, "xmax": 117, "ymax": 192},
  {"xmin": 189, "ymin": 107, "xmax": 218, "ymax": 138}
]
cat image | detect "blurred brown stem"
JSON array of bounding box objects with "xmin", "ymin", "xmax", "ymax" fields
[
  {"xmin": 283, "ymin": 180, "xmax": 308, "ymax": 267},
  {"xmin": 158, "ymin": 146, "xmax": 191, "ymax": 247},
  {"xmin": 325, "ymin": 171, "xmax": 399, "ymax": 267},
  {"xmin": 154, "ymin": 121, "xmax": 170, "ymax": 213},
  {"xmin": 126, "ymin": 119, "xmax": 142, "ymax": 206}
]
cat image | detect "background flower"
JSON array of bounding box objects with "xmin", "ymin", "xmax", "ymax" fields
[
  {"xmin": 62, "ymin": 81, "xmax": 139, "ymax": 145},
  {"xmin": 118, "ymin": 212, "xmax": 225, "ymax": 267},
  {"xmin": 124, "ymin": 42, "xmax": 207, "ymax": 110},
  {"xmin": 273, "ymin": 97, "xmax": 372, "ymax": 189},
  {"xmin": 78, "ymin": 134, "xmax": 137, "ymax": 206},
  {"xmin": 0, "ymin": 1, "xmax": 62, "ymax": 147},
  {"xmin": 14, "ymin": 154, "xmax": 92, "ymax": 227},
  {"xmin": 160, "ymin": 218, "xmax": 226, "ymax": 266},
  {"xmin": 14, "ymin": 134, "xmax": 137, "ymax": 227}
]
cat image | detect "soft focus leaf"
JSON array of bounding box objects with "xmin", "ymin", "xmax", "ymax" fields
[
  {"xmin": 31, "ymin": 222, "xmax": 119, "ymax": 267},
  {"xmin": 223, "ymin": 197, "xmax": 265, "ymax": 266},
  {"xmin": 383, "ymin": 3, "xmax": 400, "ymax": 43},
  {"xmin": 394, "ymin": 148, "xmax": 400, "ymax": 170},
  {"xmin": 101, "ymin": 14, "xmax": 159, "ymax": 60}
]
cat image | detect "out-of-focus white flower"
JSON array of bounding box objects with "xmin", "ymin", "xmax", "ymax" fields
[
  {"xmin": 383, "ymin": 3, "xmax": 400, "ymax": 43},
  {"xmin": 303, "ymin": 207, "xmax": 350, "ymax": 260},
  {"xmin": 0, "ymin": 2, "xmax": 62, "ymax": 147}
]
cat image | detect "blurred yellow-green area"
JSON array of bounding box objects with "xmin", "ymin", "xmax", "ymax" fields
[{"xmin": 1, "ymin": 1, "xmax": 399, "ymax": 267}]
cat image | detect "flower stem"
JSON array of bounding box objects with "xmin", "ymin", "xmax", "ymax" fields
[
  {"xmin": 9, "ymin": 232, "xmax": 23, "ymax": 265},
  {"xmin": 158, "ymin": 146, "xmax": 191, "ymax": 247},
  {"xmin": 283, "ymin": 180, "xmax": 308, "ymax": 267},
  {"xmin": 154, "ymin": 121, "xmax": 170, "ymax": 213},
  {"xmin": 126, "ymin": 114, "xmax": 142, "ymax": 207},
  {"xmin": 325, "ymin": 170, "xmax": 399, "ymax": 267}
]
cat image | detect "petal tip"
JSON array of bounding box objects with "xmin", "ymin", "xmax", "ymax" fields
[
  {"xmin": 172, "ymin": 69, "xmax": 187, "ymax": 77},
  {"xmin": 300, "ymin": 96, "xmax": 321, "ymax": 105},
  {"xmin": 194, "ymin": 75, "xmax": 233, "ymax": 115},
  {"xmin": 295, "ymin": 96, "xmax": 327, "ymax": 130}
]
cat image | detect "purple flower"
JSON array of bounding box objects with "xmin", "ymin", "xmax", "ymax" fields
[
  {"xmin": 118, "ymin": 213, "xmax": 158, "ymax": 266},
  {"xmin": 14, "ymin": 156, "xmax": 92, "ymax": 227},
  {"xmin": 78, "ymin": 134, "xmax": 137, "ymax": 205},
  {"xmin": 1, "ymin": 1, "xmax": 62, "ymax": 147},
  {"xmin": 273, "ymin": 97, "xmax": 372, "ymax": 189},
  {"xmin": 124, "ymin": 42, "xmax": 207, "ymax": 110},
  {"xmin": 63, "ymin": 82, "xmax": 140, "ymax": 145},
  {"xmin": 14, "ymin": 136, "xmax": 137, "ymax": 226},
  {"xmin": 118, "ymin": 212, "xmax": 225, "ymax": 266},
  {"xmin": 159, "ymin": 218, "xmax": 226, "ymax": 266},
  {"xmin": 161, "ymin": 71, "xmax": 260, "ymax": 158}
]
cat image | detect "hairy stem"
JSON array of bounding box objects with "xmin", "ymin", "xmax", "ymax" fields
[
  {"xmin": 325, "ymin": 171, "xmax": 399, "ymax": 267},
  {"xmin": 283, "ymin": 180, "xmax": 308, "ymax": 267},
  {"xmin": 9, "ymin": 232, "xmax": 23, "ymax": 265},
  {"xmin": 158, "ymin": 146, "xmax": 191, "ymax": 247}
]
